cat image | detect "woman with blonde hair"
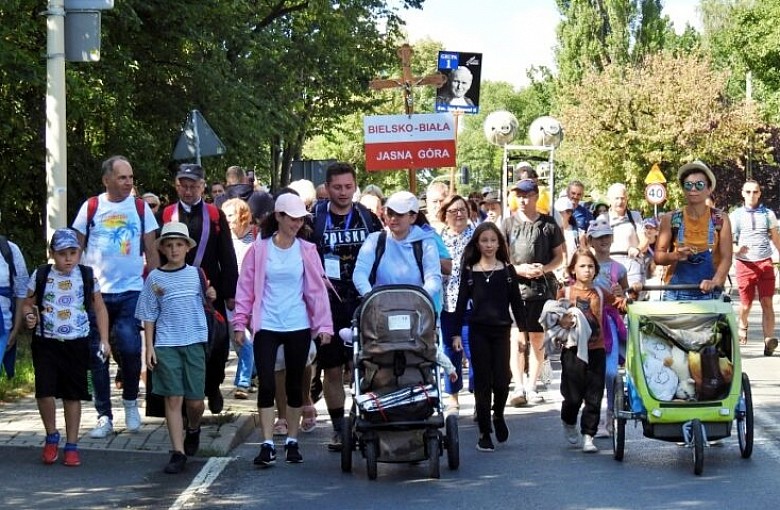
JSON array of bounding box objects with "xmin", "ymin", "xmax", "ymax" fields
[{"xmin": 221, "ymin": 198, "xmax": 256, "ymax": 399}]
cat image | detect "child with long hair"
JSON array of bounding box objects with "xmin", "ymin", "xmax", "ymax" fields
[
  {"xmin": 558, "ymin": 248, "xmax": 618, "ymax": 453},
  {"xmin": 451, "ymin": 222, "xmax": 524, "ymax": 452}
]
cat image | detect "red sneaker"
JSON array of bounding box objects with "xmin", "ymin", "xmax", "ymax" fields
[
  {"xmin": 63, "ymin": 449, "xmax": 81, "ymax": 467},
  {"xmin": 42, "ymin": 442, "xmax": 58, "ymax": 465}
]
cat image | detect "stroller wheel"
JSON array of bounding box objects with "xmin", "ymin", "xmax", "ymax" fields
[
  {"xmin": 445, "ymin": 414, "xmax": 460, "ymax": 470},
  {"xmin": 691, "ymin": 419, "xmax": 704, "ymax": 476},
  {"xmin": 737, "ymin": 372, "xmax": 754, "ymax": 459},
  {"xmin": 426, "ymin": 433, "xmax": 441, "ymax": 479},
  {"xmin": 612, "ymin": 373, "xmax": 627, "ymax": 462},
  {"xmin": 365, "ymin": 440, "xmax": 378, "ymax": 481}
]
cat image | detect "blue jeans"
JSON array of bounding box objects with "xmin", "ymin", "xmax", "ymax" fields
[
  {"xmin": 91, "ymin": 291, "xmax": 142, "ymax": 420},
  {"xmin": 233, "ymin": 336, "xmax": 255, "ymax": 389},
  {"xmin": 440, "ymin": 310, "xmax": 472, "ymax": 395}
]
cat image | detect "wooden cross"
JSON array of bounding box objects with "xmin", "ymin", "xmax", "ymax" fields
[{"xmin": 369, "ymin": 44, "xmax": 447, "ymax": 194}]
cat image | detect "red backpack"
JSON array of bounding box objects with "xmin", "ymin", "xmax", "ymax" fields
[{"xmin": 85, "ymin": 196, "xmax": 147, "ymax": 255}]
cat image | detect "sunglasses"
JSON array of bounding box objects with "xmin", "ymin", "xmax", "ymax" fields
[{"xmin": 682, "ymin": 180, "xmax": 707, "ymax": 192}]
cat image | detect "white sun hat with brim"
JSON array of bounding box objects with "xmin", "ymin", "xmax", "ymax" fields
[{"xmin": 156, "ymin": 222, "xmax": 196, "ymax": 250}]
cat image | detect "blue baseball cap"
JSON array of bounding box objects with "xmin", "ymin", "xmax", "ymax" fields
[
  {"xmin": 513, "ymin": 179, "xmax": 539, "ymax": 194},
  {"xmin": 50, "ymin": 228, "xmax": 81, "ymax": 252}
]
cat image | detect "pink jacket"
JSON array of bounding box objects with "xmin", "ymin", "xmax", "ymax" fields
[{"xmin": 233, "ymin": 237, "xmax": 333, "ymax": 337}]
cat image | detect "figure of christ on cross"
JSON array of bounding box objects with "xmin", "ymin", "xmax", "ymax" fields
[{"xmin": 369, "ymin": 44, "xmax": 447, "ymax": 195}]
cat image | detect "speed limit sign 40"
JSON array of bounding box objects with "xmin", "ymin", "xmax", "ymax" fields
[{"xmin": 645, "ymin": 183, "xmax": 666, "ymax": 205}]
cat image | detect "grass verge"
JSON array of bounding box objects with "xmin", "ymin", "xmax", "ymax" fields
[{"xmin": 0, "ymin": 332, "xmax": 35, "ymax": 403}]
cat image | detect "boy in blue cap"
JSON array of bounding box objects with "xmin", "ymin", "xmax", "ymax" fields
[{"xmin": 22, "ymin": 228, "xmax": 109, "ymax": 466}]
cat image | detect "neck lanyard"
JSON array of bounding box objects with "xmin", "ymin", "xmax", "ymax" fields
[{"xmin": 325, "ymin": 202, "xmax": 354, "ymax": 252}]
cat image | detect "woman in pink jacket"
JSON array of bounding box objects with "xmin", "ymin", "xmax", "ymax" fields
[{"xmin": 233, "ymin": 193, "xmax": 333, "ymax": 468}]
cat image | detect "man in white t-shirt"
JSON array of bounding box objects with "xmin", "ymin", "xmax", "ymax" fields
[
  {"xmin": 730, "ymin": 179, "xmax": 780, "ymax": 356},
  {"xmin": 607, "ymin": 183, "xmax": 645, "ymax": 292},
  {"xmin": 72, "ymin": 155, "xmax": 159, "ymax": 438}
]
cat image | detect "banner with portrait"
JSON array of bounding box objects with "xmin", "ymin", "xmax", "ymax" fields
[{"xmin": 434, "ymin": 51, "xmax": 482, "ymax": 114}]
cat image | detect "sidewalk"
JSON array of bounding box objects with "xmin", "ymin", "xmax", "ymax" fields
[
  {"xmin": 0, "ymin": 356, "xmax": 260, "ymax": 456},
  {"xmin": 1, "ymin": 302, "xmax": 779, "ymax": 457}
]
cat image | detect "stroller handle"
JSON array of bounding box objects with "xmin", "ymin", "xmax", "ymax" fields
[{"xmin": 641, "ymin": 284, "xmax": 723, "ymax": 292}]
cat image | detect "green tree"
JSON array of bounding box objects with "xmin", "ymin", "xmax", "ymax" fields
[
  {"xmin": 555, "ymin": 0, "xmax": 673, "ymax": 83},
  {"xmin": 554, "ymin": 52, "xmax": 765, "ymax": 211}
]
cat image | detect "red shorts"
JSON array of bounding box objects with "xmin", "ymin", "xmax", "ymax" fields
[{"xmin": 735, "ymin": 258, "xmax": 776, "ymax": 304}]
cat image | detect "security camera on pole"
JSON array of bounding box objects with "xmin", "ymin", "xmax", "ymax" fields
[
  {"xmin": 483, "ymin": 113, "xmax": 563, "ymax": 217},
  {"xmin": 46, "ymin": 0, "xmax": 113, "ymax": 242}
]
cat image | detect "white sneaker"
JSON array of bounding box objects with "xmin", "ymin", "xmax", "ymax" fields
[
  {"xmin": 582, "ymin": 434, "xmax": 598, "ymax": 453},
  {"xmin": 123, "ymin": 399, "xmax": 142, "ymax": 432},
  {"xmin": 527, "ymin": 390, "xmax": 544, "ymax": 404},
  {"xmin": 563, "ymin": 422, "xmax": 579, "ymax": 445},
  {"xmin": 89, "ymin": 415, "xmax": 114, "ymax": 438}
]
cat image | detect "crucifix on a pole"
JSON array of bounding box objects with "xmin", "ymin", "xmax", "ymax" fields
[{"xmin": 369, "ymin": 44, "xmax": 446, "ymax": 195}]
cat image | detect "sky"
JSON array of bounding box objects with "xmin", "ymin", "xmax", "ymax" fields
[{"xmin": 400, "ymin": 0, "xmax": 703, "ymax": 88}]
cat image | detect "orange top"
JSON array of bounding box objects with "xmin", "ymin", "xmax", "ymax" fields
[{"xmin": 674, "ymin": 208, "xmax": 722, "ymax": 269}]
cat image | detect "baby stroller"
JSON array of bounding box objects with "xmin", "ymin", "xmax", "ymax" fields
[
  {"xmin": 613, "ymin": 284, "xmax": 753, "ymax": 475},
  {"xmin": 340, "ymin": 284, "xmax": 459, "ymax": 480}
]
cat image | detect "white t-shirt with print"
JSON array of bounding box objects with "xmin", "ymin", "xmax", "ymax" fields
[
  {"xmin": 72, "ymin": 194, "xmax": 158, "ymax": 293},
  {"xmin": 27, "ymin": 265, "xmax": 100, "ymax": 340}
]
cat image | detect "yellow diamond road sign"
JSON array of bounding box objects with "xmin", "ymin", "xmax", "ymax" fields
[{"xmin": 645, "ymin": 163, "xmax": 666, "ymax": 184}]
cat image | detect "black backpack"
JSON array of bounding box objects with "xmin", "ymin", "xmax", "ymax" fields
[
  {"xmin": 33, "ymin": 264, "xmax": 94, "ymax": 337},
  {"xmin": 312, "ymin": 200, "xmax": 379, "ymax": 248},
  {"xmin": 368, "ymin": 231, "xmax": 424, "ymax": 286}
]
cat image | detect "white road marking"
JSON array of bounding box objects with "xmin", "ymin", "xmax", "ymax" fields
[{"xmin": 168, "ymin": 457, "xmax": 233, "ymax": 510}]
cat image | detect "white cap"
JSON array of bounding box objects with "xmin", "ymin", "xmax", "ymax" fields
[
  {"xmin": 554, "ymin": 196, "xmax": 574, "ymax": 211},
  {"xmin": 274, "ymin": 193, "xmax": 310, "ymax": 218},
  {"xmin": 385, "ymin": 191, "xmax": 419, "ymax": 214}
]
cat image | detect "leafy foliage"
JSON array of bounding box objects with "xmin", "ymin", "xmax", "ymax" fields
[{"xmin": 554, "ymin": 52, "xmax": 766, "ymax": 213}]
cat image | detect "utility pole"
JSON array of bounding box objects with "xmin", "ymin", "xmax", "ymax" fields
[
  {"xmin": 369, "ymin": 44, "xmax": 446, "ymax": 195},
  {"xmin": 46, "ymin": 0, "xmax": 67, "ymax": 241}
]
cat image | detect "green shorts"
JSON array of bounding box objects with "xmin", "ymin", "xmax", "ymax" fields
[{"xmin": 152, "ymin": 343, "xmax": 206, "ymax": 400}]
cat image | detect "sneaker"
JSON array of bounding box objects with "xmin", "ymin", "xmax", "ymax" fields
[
  {"xmin": 208, "ymin": 391, "xmax": 224, "ymax": 414},
  {"xmin": 63, "ymin": 449, "xmax": 81, "ymax": 467},
  {"xmin": 89, "ymin": 416, "xmax": 114, "ymax": 439},
  {"xmin": 509, "ymin": 391, "xmax": 527, "ymax": 407},
  {"xmin": 164, "ymin": 450, "xmax": 187, "ymax": 474},
  {"xmin": 123, "ymin": 399, "xmax": 142, "ymax": 432},
  {"xmin": 254, "ymin": 443, "xmax": 277, "ymax": 466},
  {"xmin": 527, "ymin": 391, "xmax": 544, "ymax": 404},
  {"xmin": 764, "ymin": 337, "xmax": 778, "ymax": 357},
  {"xmin": 184, "ymin": 427, "xmax": 201, "ymax": 457},
  {"xmin": 234, "ymin": 388, "xmax": 248, "ymax": 400},
  {"xmin": 493, "ymin": 416, "xmax": 510, "ymax": 443},
  {"xmin": 582, "ymin": 434, "xmax": 598, "ymax": 453},
  {"xmin": 563, "ymin": 422, "xmax": 579, "ymax": 445},
  {"xmin": 285, "ymin": 441, "xmax": 303, "ymax": 463},
  {"xmin": 327, "ymin": 432, "xmax": 343, "ymax": 452},
  {"xmin": 476, "ymin": 434, "xmax": 495, "ymax": 452},
  {"xmin": 42, "ymin": 432, "xmax": 60, "ymax": 465}
]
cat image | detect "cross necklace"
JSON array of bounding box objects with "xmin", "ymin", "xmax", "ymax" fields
[{"xmin": 479, "ymin": 260, "xmax": 499, "ymax": 283}]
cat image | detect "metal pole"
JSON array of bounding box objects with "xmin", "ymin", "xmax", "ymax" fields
[
  {"xmin": 46, "ymin": 0, "xmax": 67, "ymax": 241},
  {"xmin": 192, "ymin": 110, "xmax": 202, "ymax": 166},
  {"xmin": 501, "ymin": 145, "xmax": 509, "ymax": 219}
]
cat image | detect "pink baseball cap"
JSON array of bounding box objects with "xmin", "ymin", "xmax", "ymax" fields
[{"xmin": 274, "ymin": 193, "xmax": 310, "ymax": 218}]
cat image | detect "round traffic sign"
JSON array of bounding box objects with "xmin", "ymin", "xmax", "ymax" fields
[{"xmin": 645, "ymin": 183, "xmax": 667, "ymax": 205}]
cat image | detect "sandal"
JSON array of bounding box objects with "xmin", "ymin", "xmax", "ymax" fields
[
  {"xmin": 764, "ymin": 337, "xmax": 778, "ymax": 357},
  {"xmin": 300, "ymin": 405, "xmax": 317, "ymax": 433},
  {"xmin": 739, "ymin": 326, "xmax": 748, "ymax": 346},
  {"xmin": 273, "ymin": 418, "xmax": 288, "ymax": 436}
]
